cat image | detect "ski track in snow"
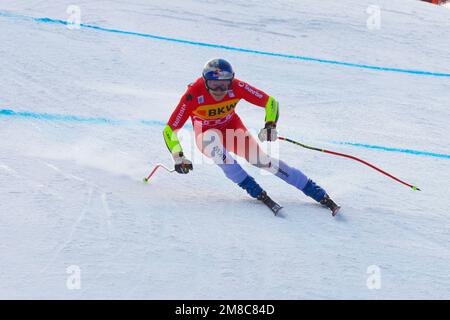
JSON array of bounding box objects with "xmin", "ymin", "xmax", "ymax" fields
[{"xmin": 1, "ymin": 0, "xmax": 450, "ymax": 299}]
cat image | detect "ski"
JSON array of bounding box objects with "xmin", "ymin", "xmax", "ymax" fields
[{"xmin": 258, "ymin": 191, "xmax": 283, "ymax": 215}]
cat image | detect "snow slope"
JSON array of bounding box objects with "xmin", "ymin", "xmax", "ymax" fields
[{"xmin": 0, "ymin": 0, "xmax": 449, "ymax": 299}]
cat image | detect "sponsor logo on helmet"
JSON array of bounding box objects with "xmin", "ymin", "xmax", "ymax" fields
[
  {"xmin": 208, "ymin": 60, "xmax": 220, "ymax": 68},
  {"xmin": 198, "ymin": 95, "xmax": 204, "ymax": 104},
  {"xmin": 203, "ymin": 59, "xmax": 234, "ymax": 80},
  {"xmin": 210, "ymin": 70, "xmax": 233, "ymax": 80}
]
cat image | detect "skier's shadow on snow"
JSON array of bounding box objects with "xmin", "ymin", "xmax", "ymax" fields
[
  {"xmin": 334, "ymin": 212, "xmax": 348, "ymax": 222},
  {"xmin": 276, "ymin": 202, "xmax": 348, "ymax": 222}
]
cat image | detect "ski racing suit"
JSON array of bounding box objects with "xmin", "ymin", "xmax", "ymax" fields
[{"xmin": 163, "ymin": 77, "xmax": 327, "ymax": 202}]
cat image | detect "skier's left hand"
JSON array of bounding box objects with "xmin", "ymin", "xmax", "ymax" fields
[{"xmin": 258, "ymin": 122, "xmax": 278, "ymax": 142}]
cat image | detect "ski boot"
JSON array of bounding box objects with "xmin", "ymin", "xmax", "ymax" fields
[
  {"xmin": 320, "ymin": 194, "xmax": 341, "ymax": 217},
  {"xmin": 302, "ymin": 179, "xmax": 341, "ymax": 216},
  {"xmin": 258, "ymin": 191, "xmax": 283, "ymax": 215},
  {"xmin": 239, "ymin": 176, "xmax": 283, "ymax": 215}
]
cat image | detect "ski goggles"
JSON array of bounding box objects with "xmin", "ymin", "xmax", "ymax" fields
[{"xmin": 205, "ymin": 79, "xmax": 232, "ymax": 92}]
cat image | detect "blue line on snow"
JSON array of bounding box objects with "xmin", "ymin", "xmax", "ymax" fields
[
  {"xmin": 0, "ymin": 109, "xmax": 167, "ymax": 127},
  {"xmin": 332, "ymin": 141, "xmax": 450, "ymax": 159},
  {"xmin": 1, "ymin": 11, "xmax": 450, "ymax": 77},
  {"xmin": 1, "ymin": 109, "xmax": 449, "ymax": 159}
]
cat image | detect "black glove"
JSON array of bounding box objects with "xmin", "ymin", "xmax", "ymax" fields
[
  {"xmin": 258, "ymin": 122, "xmax": 278, "ymax": 142},
  {"xmin": 173, "ymin": 152, "xmax": 193, "ymax": 174}
]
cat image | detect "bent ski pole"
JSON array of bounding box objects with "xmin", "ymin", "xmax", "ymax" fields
[
  {"xmin": 278, "ymin": 136, "xmax": 421, "ymax": 191},
  {"xmin": 143, "ymin": 163, "xmax": 175, "ymax": 184}
]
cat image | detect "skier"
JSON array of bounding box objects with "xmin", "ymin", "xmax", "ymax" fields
[{"xmin": 163, "ymin": 58, "xmax": 340, "ymax": 216}]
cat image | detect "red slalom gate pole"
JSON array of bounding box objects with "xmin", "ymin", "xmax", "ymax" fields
[
  {"xmin": 278, "ymin": 136, "xmax": 421, "ymax": 191},
  {"xmin": 143, "ymin": 163, "xmax": 175, "ymax": 184}
]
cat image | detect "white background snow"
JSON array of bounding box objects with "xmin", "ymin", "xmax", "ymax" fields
[{"xmin": 0, "ymin": 0, "xmax": 449, "ymax": 299}]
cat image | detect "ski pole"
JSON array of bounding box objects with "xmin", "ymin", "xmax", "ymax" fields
[
  {"xmin": 278, "ymin": 136, "xmax": 421, "ymax": 191},
  {"xmin": 143, "ymin": 163, "xmax": 175, "ymax": 184}
]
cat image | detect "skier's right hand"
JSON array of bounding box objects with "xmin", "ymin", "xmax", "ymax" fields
[{"xmin": 173, "ymin": 152, "xmax": 193, "ymax": 174}]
